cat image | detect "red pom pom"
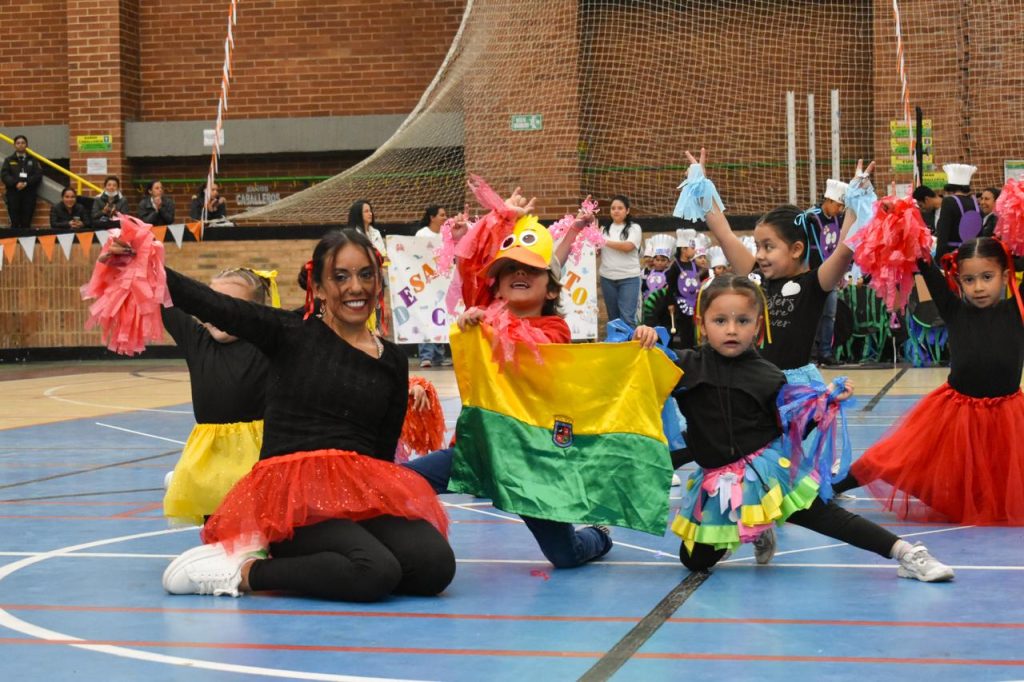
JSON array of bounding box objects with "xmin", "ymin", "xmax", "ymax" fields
[
  {"xmin": 80, "ymin": 214, "xmax": 170, "ymax": 355},
  {"xmin": 396, "ymin": 377, "xmax": 446, "ymax": 462},
  {"xmin": 995, "ymin": 178, "xmax": 1024, "ymax": 256},
  {"xmin": 849, "ymin": 195, "xmax": 933, "ymax": 313}
]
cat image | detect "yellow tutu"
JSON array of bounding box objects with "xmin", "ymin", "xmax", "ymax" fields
[{"xmin": 163, "ymin": 420, "xmax": 263, "ymax": 525}]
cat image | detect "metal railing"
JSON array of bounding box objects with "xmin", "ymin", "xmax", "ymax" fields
[{"xmin": 0, "ymin": 133, "xmax": 103, "ymax": 195}]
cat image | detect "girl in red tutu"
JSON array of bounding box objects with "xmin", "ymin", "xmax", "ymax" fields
[
  {"xmin": 101, "ymin": 228, "xmax": 453, "ymax": 602},
  {"xmin": 834, "ymin": 237, "xmax": 1024, "ymax": 524}
]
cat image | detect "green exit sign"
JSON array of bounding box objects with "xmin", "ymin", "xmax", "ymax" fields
[{"xmin": 510, "ymin": 114, "xmax": 543, "ymax": 131}]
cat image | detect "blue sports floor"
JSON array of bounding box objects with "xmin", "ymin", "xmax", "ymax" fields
[{"xmin": 1, "ymin": 362, "xmax": 1022, "ymax": 681}]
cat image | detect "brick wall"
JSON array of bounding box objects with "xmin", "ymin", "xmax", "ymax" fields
[
  {"xmin": 0, "ymin": 0, "xmax": 69, "ymax": 126},
  {"xmin": 135, "ymin": 0, "xmax": 465, "ymax": 121},
  {"xmin": 0, "ymin": 237, "xmax": 315, "ymax": 349}
]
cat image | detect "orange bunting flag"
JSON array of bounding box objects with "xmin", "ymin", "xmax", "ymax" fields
[
  {"xmin": 0, "ymin": 238, "xmax": 15, "ymax": 264},
  {"xmin": 37, "ymin": 234, "xmax": 57, "ymax": 261},
  {"xmin": 150, "ymin": 226, "xmax": 168, "ymax": 242},
  {"xmin": 185, "ymin": 220, "xmax": 204, "ymax": 242},
  {"xmin": 77, "ymin": 231, "xmax": 95, "ymax": 259}
]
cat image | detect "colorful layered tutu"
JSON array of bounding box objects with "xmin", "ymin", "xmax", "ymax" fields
[
  {"xmin": 853, "ymin": 384, "xmax": 1024, "ymax": 524},
  {"xmin": 671, "ymin": 442, "xmax": 821, "ymax": 553},
  {"xmin": 163, "ymin": 420, "xmax": 263, "ymax": 525},
  {"xmin": 201, "ymin": 449, "xmax": 449, "ymax": 550}
]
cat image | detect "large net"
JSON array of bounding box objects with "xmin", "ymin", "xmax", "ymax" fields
[{"xmin": 232, "ymin": 0, "xmax": 1022, "ymax": 225}]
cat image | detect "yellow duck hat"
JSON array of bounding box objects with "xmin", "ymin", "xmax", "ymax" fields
[{"xmin": 483, "ymin": 215, "xmax": 554, "ymax": 277}]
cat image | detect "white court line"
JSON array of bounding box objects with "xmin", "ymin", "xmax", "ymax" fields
[
  {"xmin": 94, "ymin": 422, "xmax": 186, "ymax": 446},
  {"xmin": 44, "ymin": 385, "xmax": 191, "ymax": 415},
  {"xmin": 0, "ymin": 528, "xmax": 429, "ymax": 682},
  {"xmin": 720, "ymin": 524, "xmax": 977, "ymax": 564},
  {"xmin": 444, "ymin": 502, "xmax": 676, "ymax": 560},
  {"xmin": 0, "ymin": 550, "xmax": 1019, "ymax": 572}
]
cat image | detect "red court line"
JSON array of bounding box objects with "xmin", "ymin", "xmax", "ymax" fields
[
  {"xmin": 0, "ymin": 500, "xmax": 149, "ymax": 507},
  {"xmin": 0, "ymin": 514, "xmax": 162, "ymax": 522},
  {"xmin": 3, "ymin": 604, "xmax": 1022, "ymax": 630},
  {"xmin": 0, "ymin": 638, "xmax": 1022, "ymax": 666},
  {"xmin": 110, "ymin": 502, "xmax": 164, "ymax": 518}
]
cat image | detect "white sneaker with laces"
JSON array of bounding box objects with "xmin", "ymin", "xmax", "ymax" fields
[
  {"xmin": 162, "ymin": 543, "xmax": 264, "ymax": 597},
  {"xmin": 753, "ymin": 527, "xmax": 776, "ymax": 565},
  {"xmin": 897, "ymin": 543, "xmax": 955, "ymax": 582}
]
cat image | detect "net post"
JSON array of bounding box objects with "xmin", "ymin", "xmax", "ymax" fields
[
  {"xmin": 807, "ymin": 93, "xmax": 817, "ymax": 205},
  {"xmin": 830, "ymin": 89, "xmax": 841, "ymax": 181},
  {"xmin": 787, "ymin": 91, "xmax": 797, "ymax": 205}
]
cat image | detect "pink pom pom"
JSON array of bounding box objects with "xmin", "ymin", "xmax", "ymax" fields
[
  {"xmin": 548, "ymin": 198, "xmax": 606, "ymax": 265},
  {"xmin": 995, "ymin": 178, "xmax": 1024, "ymax": 256},
  {"xmin": 849, "ymin": 195, "xmax": 932, "ymax": 313},
  {"xmin": 434, "ymin": 217, "xmax": 460, "ymax": 275},
  {"xmin": 481, "ymin": 300, "xmax": 550, "ymax": 370},
  {"xmin": 81, "ymin": 214, "xmax": 170, "ymax": 355}
]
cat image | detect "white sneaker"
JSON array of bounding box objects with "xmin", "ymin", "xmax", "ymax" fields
[
  {"xmin": 753, "ymin": 527, "xmax": 776, "ymax": 565},
  {"xmin": 163, "ymin": 471, "xmax": 174, "ymax": 490},
  {"xmin": 419, "ymin": 359, "xmax": 432, "ymax": 368},
  {"xmin": 897, "ymin": 543, "xmax": 955, "ymax": 582},
  {"xmin": 162, "ymin": 543, "xmax": 264, "ymax": 597},
  {"xmin": 671, "ymin": 473, "xmax": 682, "ymax": 487}
]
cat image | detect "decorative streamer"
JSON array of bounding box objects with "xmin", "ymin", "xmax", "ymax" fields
[
  {"xmin": 892, "ymin": 0, "xmax": 917, "ymax": 184},
  {"xmin": 203, "ymin": 0, "xmax": 240, "ymax": 228}
]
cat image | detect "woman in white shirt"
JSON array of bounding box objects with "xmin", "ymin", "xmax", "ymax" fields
[
  {"xmin": 599, "ymin": 195, "xmax": 643, "ymax": 326},
  {"xmin": 415, "ymin": 204, "xmax": 451, "ymax": 367}
]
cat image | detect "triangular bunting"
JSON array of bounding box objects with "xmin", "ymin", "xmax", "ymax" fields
[
  {"xmin": 168, "ymin": 223, "xmax": 186, "ymax": 248},
  {"xmin": 57, "ymin": 232, "xmax": 76, "ymax": 260},
  {"xmin": 77, "ymin": 231, "xmax": 95, "ymax": 258},
  {"xmin": 150, "ymin": 225, "xmax": 167, "ymax": 242},
  {"xmin": 185, "ymin": 220, "xmax": 203, "ymax": 242},
  {"xmin": 94, "ymin": 230, "xmax": 110, "ymax": 247},
  {"xmin": 37, "ymin": 234, "xmax": 57, "ymax": 261},
  {"xmin": 0, "ymin": 238, "xmax": 15, "ymax": 264},
  {"xmin": 18, "ymin": 236, "xmax": 36, "ymax": 263}
]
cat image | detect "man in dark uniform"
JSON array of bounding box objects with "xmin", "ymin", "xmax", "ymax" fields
[{"xmin": 2, "ymin": 135, "xmax": 43, "ymax": 229}]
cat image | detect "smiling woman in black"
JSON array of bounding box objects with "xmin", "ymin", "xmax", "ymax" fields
[{"xmin": 138, "ymin": 229, "xmax": 455, "ymax": 602}]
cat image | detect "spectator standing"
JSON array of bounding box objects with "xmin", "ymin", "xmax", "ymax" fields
[{"xmin": 2, "ymin": 135, "xmax": 43, "ymax": 229}]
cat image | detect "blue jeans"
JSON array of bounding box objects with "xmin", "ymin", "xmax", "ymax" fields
[
  {"xmin": 418, "ymin": 343, "xmax": 448, "ymax": 363},
  {"xmin": 402, "ymin": 448, "xmax": 612, "ymax": 568},
  {"xmin": 816, "ymin": 289, "xmax": 839, "ymax": 358},
  {"xmin": 600, "ymin": 276, "xmax": 641, "ymax": 327}
]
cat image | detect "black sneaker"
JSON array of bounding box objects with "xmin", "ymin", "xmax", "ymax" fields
[
  {"xmin": 590, "ymin": 525, "xmax": 613, "ymax": 558},
  {"xmin": 818, "ymin": 355, "xmax": 841, "ymax": 367}
]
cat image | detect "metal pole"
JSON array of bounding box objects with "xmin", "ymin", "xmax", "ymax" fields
[
  {"xmin": 808, "ymin": 93, "xmax": 817, "ymax": 205},
  {"xmin": 831, "ymin": 89, "xmax": 841, "ymax": 180},
  {"xmin": 787, "ymin": 91, "xmax": 797, "ymax": 205}
]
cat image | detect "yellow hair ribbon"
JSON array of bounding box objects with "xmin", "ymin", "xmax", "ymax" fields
[{"xmin": 250, "ymin": 269, "xmax": 281, "ymax": 308}]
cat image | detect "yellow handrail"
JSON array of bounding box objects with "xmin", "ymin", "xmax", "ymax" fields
[{"xmin": 0, "ymin": 132, "xmax": 103, "ymax": 195}]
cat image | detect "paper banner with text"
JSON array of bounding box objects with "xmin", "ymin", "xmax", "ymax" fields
[{"xmin": 385, "ymin": 235, "xmax": 598, "ymax": 344}]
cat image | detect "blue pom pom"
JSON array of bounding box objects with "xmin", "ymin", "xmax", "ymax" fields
[{"xmin": 673, "ymin": 164, "xmax": 725, "ymax": 222}]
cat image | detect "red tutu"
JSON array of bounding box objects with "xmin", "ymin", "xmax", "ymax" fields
[
  {"xmin": 201, "ymin": 450, "xmax": 449, "ymax": 549},
  {"xmin": 852, "ymin": 384, "xmax": 1024, "ymax": 524}
]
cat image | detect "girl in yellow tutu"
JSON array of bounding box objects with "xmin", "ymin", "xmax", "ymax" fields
[{"xmin": 162, "ymin": 267, "xmax": 278, "ymax": 526}]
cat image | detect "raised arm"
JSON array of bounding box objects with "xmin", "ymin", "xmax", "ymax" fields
[
  {"xmin": 165, "ymin": 268, "xmax": 295, "ymax": 356},
  {"xmin": 916, "ymin": 257, "xmax": 960, "ymax": 320},
  {"xmin": 818, "ymin": 160, "xmax": 875, "ymax": 291},
  {"xmin": 683, "ymin": 149, "xmax": 756, "ymax": 275}
]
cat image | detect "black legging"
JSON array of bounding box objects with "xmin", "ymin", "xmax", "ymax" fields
[
  {"xmin": 679, "ymin": 498, "xmax": 899, "ymax": 571},
  {"xmin": 247, "ymin": 515, "xmax": 455, "ymax": 602},
  {"xmin": 832, "ymin": 472, "xmax": 862, "ymax": 495}
]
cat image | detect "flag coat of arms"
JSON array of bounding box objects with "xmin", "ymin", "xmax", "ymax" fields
[{"xmin": 449, "ymin": 326, "xmax": 682, "ymax": 535}]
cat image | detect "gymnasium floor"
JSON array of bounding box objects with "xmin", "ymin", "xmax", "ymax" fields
[{"xmin": 1, "ymin": 361, "xmax": 1022, "ymax": 681}]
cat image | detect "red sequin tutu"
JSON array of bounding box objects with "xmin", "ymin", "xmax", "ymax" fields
[
  {"xmin": 201, "ymin": 450, "xmax": 449, "ymax": 549},
  {"xmin": 852, "ymin": 384, "xmax": 1024, "ymax": 524}
]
